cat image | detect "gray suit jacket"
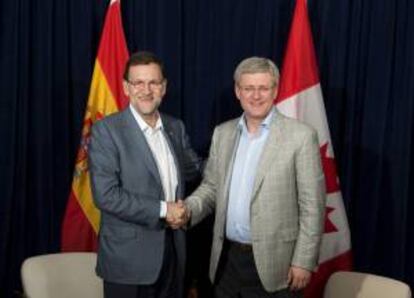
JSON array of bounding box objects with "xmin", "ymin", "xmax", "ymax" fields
[
  {"xmin": 186, "ymin": 110, "xmax": 326, "ymax": 292},
  {"xmin": 89, "ymin": 108, "xmax": 201, "ymax": 285}
]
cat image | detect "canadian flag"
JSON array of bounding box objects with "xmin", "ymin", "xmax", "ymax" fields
[{"xmin": 275, "ymin": 0, "xmax": 352, "ymax": 297}]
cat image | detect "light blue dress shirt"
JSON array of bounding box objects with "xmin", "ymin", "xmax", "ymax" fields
[{"xmin": 226, "ymin": 108, "xmax": 274, "ymax": 243}]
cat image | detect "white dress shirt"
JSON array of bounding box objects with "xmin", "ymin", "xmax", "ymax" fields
[
  {"xmin": 130, "ymin": 105, "xmax": 178, "ymax": 218},
  {"xmin": 226, "ymin": 108, "xmax": 274, "ymax": 243}
]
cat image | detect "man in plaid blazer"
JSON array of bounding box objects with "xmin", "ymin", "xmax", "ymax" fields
[{"xmin": 184, "ymin": 57, "xmax": 326, "ymax": 298}]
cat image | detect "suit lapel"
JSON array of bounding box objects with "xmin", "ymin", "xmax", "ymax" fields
[
  {"xmin": 122, "ymin": 109, "xmax": 163, "ymax": 187},
  {"xmin": 251, "ymin": 111, "xmax": 286, "ymax": 201},
  {"xmin": 221, "ymin": 120, "xmax": 242, "ymax": 206},
  {"xmin": 160, "ymin": 115, "xmax": 183, "ymax": 197}
]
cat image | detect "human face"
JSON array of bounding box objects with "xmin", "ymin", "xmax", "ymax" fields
[
  {"xmin": 123, "ymin": 63, "xmax": 166, "ymax": 118},
  {"xmin": 235, "ymin": 72, "xmax": 278, "ymax": 123}
]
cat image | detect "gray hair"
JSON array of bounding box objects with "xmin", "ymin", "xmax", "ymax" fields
[{"xmin": 233, "ymin": 57, "xmax": 280, "ymax": 85}]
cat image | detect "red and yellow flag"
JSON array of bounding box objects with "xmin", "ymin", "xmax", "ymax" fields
[
  {"xmin": 61, "ymin": 0, "xmax": 129, "ymax": 251},
  {"xmin": 276, "ymin": 0, "xmax": 352, "ymax": 296}
]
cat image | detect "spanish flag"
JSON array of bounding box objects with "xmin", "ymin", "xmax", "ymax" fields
[{"xmin": 61, "ymin": 0, "xmax": 129, "ymax": 251}]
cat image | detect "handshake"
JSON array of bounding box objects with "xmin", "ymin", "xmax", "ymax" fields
[{"xmin": 166, "ymin": 200, "xmax": 191, "ymax": 229}]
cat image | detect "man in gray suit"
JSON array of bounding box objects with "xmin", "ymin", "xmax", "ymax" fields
[
  {"xmin": 89, "ymin": 51, "xmax": 201, "ymax": 298},
  {"xmin": 183, "ymin": 57, "xmax": 326, "ymax": 297}
]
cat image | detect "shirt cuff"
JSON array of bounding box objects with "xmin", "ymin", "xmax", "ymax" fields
[{"xmin": 160, "ymin": 201, "xmax": 167, "ymax": 218}]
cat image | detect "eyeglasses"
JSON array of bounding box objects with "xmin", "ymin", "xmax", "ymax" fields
[
  {"xmin": 127, "ymin": 79, "xmax": 165, "ymax": 91},
  {"xmin": 238, "ymin": 84, "xmax": 275, "ymax": 95}
]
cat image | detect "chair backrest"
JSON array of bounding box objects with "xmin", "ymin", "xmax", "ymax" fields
[
  {"xmin": 324, "ymin": 271, "xmax": 412, "ymax": 298},
  {"xmin": 21, "ymin": 252, "xmax": 103, "ymax": 298}
]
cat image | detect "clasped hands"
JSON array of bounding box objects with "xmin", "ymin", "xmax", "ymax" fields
[{"xmin": 166, "ymin": 200, "xmax": 190, "ymax": 229}]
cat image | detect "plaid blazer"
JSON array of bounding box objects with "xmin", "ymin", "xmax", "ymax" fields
[{"xmin": 187, "ymin": 110, "xmax": 326, "ymax": 292}]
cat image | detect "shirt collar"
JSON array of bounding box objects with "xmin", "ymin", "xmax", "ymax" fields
[
  {"xmin": 238, "ymin": 106, "xmax": 275, "ymax": 132},
  {"xmin": 129, "ymin": 104, "xmax": 163, "ymax": 132}
]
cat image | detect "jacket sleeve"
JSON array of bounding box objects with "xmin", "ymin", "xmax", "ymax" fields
[
  {"xmin": 88, "ymin": 121, "xmax": 161, "ymax": 228},
  {"xmin": 291, "ymin": 129, "xmax": 326, "ymax": 270},
  {"xmin": 185, "ymin": 127, "xmax": 220, "ymax": 226}
]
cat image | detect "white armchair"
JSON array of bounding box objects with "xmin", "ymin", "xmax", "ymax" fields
[
  {"xmin": 324, "ymin": 271, "xmax": 411, "ymax": 298},
  {"xmin": 21, "ymin": 252, "xmax": 103, "ymax": 298}
]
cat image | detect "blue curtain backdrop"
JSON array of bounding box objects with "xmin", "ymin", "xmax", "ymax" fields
[{"xmin": 1, "ymin": 0, "xmax": 413, "ymax": 296}]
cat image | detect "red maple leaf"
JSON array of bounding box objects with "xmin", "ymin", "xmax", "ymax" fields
[
  {"xmin": 320, "ymin": 142, "xmax": 340, "ymax": 234},
  {"xmin": 324, "ymin": 206, "xmax": 338, "ymax": 233},
  {"xmin": 320, "ymin": 142, "xmax": 340, "ymax": 194}
]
